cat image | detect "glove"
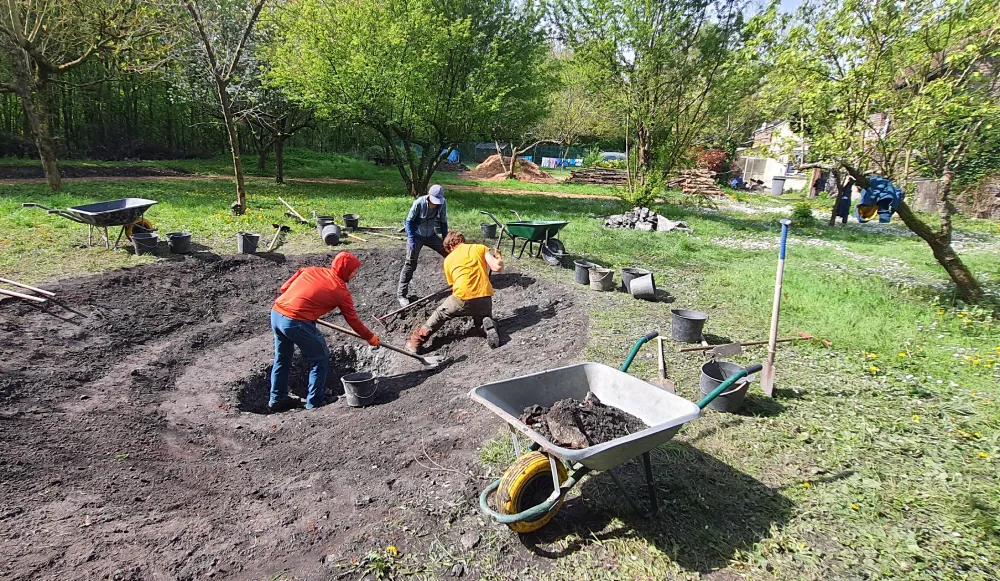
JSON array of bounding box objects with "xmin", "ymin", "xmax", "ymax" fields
[{"xmin": 367, "ymin": 335, "xmax": 380, "ymax": 348}]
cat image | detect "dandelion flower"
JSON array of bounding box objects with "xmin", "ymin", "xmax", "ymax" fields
[
  {"xmin": 899, "ymin": 352, "xmax": 907, "ymax": 358},
  {"xmin": 851, "ymin": 504, "xmax": 859, "ymax": 511},
  {"xmin": 979, "ymin": 452, "xmax": 990, "ymax": 459},
  {"xmin": 912, "ymin": 415, "xmax": 920, "ymax": 423},
  {"xmin": 802, "ymin": 482, "xmax": 811, "ymax": 488}
]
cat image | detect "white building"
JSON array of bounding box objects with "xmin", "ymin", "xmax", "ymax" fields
[{"xmin": 736, "ymin": 121, "xmax": 809, "ymax": 194}]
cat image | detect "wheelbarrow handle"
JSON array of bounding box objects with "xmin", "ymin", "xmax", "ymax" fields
[
  {"xmin": 509, "ymin": 209, "xmax": 524, "ymax": 221},
  {"xmin": 479, "ymin": 210, "xmax": 502, "ymax": 227},
  {"xmin": 478, "ymin": 465, "xmax": 590, "ymax": 525},
  {"xmin": 620, "ymin": 331, "xmax": 659, "ymax": 373},
  {"xmin": 696, "ymin": 363, "xmax": 763, "ymax": 409},
  {"xmin": 22, "ymin": 202, "xmax": 54, "ymax": 211}
]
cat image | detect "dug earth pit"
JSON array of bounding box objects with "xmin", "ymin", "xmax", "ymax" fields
[{"xmin": 0, "ymin": 248, "xmax": 587, "ymax": 580}]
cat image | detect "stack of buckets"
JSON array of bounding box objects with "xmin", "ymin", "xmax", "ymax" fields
[{"xmin": 573, "ymin": 260, "xmax": 655, "ymax": 300}]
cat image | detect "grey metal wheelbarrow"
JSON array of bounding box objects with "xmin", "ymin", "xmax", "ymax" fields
[{"xmin": 470, "ymin": 331, "xmax": 761, "ymax": 532}]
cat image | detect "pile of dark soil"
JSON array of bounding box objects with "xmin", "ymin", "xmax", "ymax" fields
[
  {"xmin": 436, "ymin": 160, "xmax": 469, "ymax": 172},
  {"xmin": 521, "ymin": 392, "xmax": 646, "ymax": 449},
  {"xmin": 468, "ymin": 154, "xmax": 558, "ymax": 184},
  {"xmin": 0, "ymin": 164, "xmax": 192, "ymax": 180},
  {"xmin": 0, "ymin": 248, "xmax": 587, "ymax": 580}
]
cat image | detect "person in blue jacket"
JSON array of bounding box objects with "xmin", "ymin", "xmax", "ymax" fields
[{"xmin": 396, "ymin": 184, "xmax": 449, "ymax": 306}]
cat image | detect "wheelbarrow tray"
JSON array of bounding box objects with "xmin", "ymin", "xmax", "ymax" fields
[
  {"xmin": 504, "ymin": 220, "xmax": 568, "ymax": 241},
  {"xmin": 470, "ymin": 362, "xmax": 701, "ymax": 471},
  {"xmin": 63, "ymin": 198, "xmax": 158, "ymax": 227}
]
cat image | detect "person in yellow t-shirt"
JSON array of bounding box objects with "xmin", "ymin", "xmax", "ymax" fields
[{"xmin": 406, "ymin": 231, "xmax": 504, "ymax": 353}]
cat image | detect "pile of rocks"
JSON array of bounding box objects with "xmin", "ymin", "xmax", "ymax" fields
[{"xmin": 603, "ymin": 206, "xmax": 692, "ymax": 233}]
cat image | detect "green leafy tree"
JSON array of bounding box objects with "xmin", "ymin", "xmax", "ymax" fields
[
  {"xmin": 178, "ymin": 0, "xmax": 268, "ymax": 214},
  {"xmin": 267, "ymin": 0, "xmax": 552, "ymax": 196},
  {"xmin": 0, "ymin": 0, "xmax": 157, "ymax": 191},
  {"xmin": 777, "ymin": 0, "xmax": 1000, "ymax": 302},
  {"xmin": 555, "ymin": 0, "xmax": 776, "ymax": 199}
]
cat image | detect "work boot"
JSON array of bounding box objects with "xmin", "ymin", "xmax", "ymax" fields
[
  {"xmin": 267, "ymin": 398, "xmax": 297, "ymax": 414},
  {"xmin": 397, "ymin": 296, "xmax": 411, "ymax": 307},
  {"xmin": 482, "ymin": 317, "xmax": 500, "ymax": 349},
  {"xmin": 406, "ymin": 325, "xmax": 431, "ymax": 353}
]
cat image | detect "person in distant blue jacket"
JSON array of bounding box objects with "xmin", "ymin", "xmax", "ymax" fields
[{"xmin": 396, "ymin": 184, "xmax": 449, "ymax": 306}]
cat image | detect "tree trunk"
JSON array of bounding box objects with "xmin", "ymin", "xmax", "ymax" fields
[
  {"xmin": 275, "ymin": 133, "xmax": 285, "ymax": 185},
  {"xmin": 635, "ymin": 121, "xmax": 652, "ymax": 171},
  {"xmin": 9, "ymin": 56, "xmax": 62, "ymax": 191},
  {"xmin": 257, "ymin": 149, "xmax": 268, "ymax": 172},
  {"xmin": 896, "ymin": 202, "xmax": 982, "ymax": 302},
  {"xmin": 217, "ymin": 84, "xmax": 247, "ymax": 214}
]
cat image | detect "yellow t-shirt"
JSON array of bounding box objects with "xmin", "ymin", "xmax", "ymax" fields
[{"xmin": 444, "ymin": 243, "xmax": 494, "ymax": 300}]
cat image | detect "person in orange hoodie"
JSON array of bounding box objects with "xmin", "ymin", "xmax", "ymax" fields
[{"xmin": 269, "ymin": 252, "xmax": 379, "ymax": 412}]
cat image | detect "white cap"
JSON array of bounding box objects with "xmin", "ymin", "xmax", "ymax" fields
[{"xmin": 428, "ymin": 184, "xmax": 445, "ymax": 204}]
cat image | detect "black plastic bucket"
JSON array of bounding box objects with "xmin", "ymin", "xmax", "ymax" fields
[
  {"xmin": 621, "ymin": 267, "xmax": 652, "ymax": 293},
  {"xmin": 236, "ymin": 232, "xmax": 260, "ymax": 254},
  {"xmin": 166, "ymin": 232, "xmax": 191, "ymax": 254},
  {"xmin": 316, "ymin": 216, "xmax": 336, "ymax": 236},
  {"xmin": 343, "ymin": 214, "xmax": 360, "ymax": 229},
  {"xmin": 481, "ymin": 222, "xmax": 498, "ymax": 239},
  {"xmin": 573, "ymin": 260, "xmax": 594, "ymax": 285},
  {"xmin": 342, "ymin": 372, "xmax": 377, "ymax": 407},
  {"xmin": 322, "ymin": 224, "xmax": 342, "ymax": 245},
  {"xmin": 132, "ymin": 232, "xmax": 158, "ymax": 256},
  {"xmin": 700, "ymin": 360, "xmax": 750, "ymax": 413},
  {"xmin": 670, "ymin": 308, "xmax": 708, "ymax": 343}
]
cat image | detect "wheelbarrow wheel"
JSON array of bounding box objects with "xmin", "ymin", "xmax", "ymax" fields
[
  {"xmin": 540, "ymin": 239, "xmax": 565, "ymax": 266},
  {"xmin": 497, "ymin": 451, "xmax": 568, "ymax": 533},
  {"xmin": 124, "ymin": 218, "xmax": 154, "ymax": 240}
]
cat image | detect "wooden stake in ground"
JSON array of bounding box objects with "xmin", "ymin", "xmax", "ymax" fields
[{"xmin": 761, "ymin": 219, "xmax": 791, "ymax": 396}]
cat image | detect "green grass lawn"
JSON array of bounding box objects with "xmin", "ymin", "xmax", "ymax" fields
[{"xmin": 1, "ymin": 172, "xmax": 998, "ymax": 580}]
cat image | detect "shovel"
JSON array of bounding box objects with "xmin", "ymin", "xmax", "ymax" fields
[{"xmin": 315, "ymin": 318, "xmax": 445, "ymax": 368}]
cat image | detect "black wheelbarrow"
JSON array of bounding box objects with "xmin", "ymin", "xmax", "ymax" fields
[
  {"xmin": 23, "ymin": 198, "xmax": 158, "ymax": 249},
  {"xmin": 480, "ymin": 210, "xmax": 569, "ymax": 266},
  {"xmin": 470, "ymin": 331, "xmax": 762, "ymax": 533}
]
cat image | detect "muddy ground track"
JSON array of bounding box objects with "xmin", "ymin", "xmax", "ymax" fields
[{"xmin": 0, "ymin": 248, "xmax": 588, "ymax": 580}]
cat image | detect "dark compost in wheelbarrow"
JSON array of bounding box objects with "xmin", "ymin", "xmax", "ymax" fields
[{"xmin": 520, "ymin": 392, "xmax": 645, "ymax": 449}]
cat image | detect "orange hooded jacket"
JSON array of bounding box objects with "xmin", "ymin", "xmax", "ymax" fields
[{"xmin": 271, "ymin": 252, "xmax": 375, "ymax": 341}]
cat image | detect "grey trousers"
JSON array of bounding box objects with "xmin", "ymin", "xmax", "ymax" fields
[
  {"xmin": 425, "ymin": 295, "xmax": 493, "ymax": 333},
  {"xmin": 397, "ymin": 235, "xmax": 447, "ymax": 298}
]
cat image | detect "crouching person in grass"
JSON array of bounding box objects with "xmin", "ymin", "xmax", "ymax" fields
[
  {"xmin": 269, "ymin": 252, "xmax": 380, "ymax": 412},
  {"xmin": 407, "ymin": 232, "xmax": 504, "ymax": 353}
]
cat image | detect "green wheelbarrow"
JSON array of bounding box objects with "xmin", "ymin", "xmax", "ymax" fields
[
  {"xmin": 469, "ymin": 331, "xmax": 761, "ymax": 533},
  {"xmin": 480, "ymin": 210, "xmax": 569, "ymax": 266}
]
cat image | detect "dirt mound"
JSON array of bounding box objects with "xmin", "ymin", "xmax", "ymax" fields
[
  {"xmin": 521, "ymin": 392, "xmax": 646, "ymax": 448},
  {"xmin": 0, "ymin": 249, "xmax": 587, "ymax": 580},
  {"xmin": 0, "ymin": 164, "xmax": 192, "ymax": 180},
  {"xmin": 436, "ymin": 160, "xmax": 469, "ymax": 172},
  {"xmin": 468, "ymin": 154, "xmax": 558, "ymax": 184}
]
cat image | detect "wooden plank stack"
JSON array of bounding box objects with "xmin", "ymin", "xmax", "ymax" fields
[
  {"xmin": 666, "ymin": 168, "xmax": 725, "ymax": 197},
  {"xmin": 565, "ymin": 168, "xmax": 628, "ymax": 186}
]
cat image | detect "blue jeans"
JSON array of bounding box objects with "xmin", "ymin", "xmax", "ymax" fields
[
  {"xmin": 270, "ymin": 310, "xmax": 330, "ymax": 409},
  {"xmin": 397, "ymin": 235, "xmax": 447, "ymax": 298}
]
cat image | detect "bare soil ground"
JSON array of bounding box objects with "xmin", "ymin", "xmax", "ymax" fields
[
  {"xmin": 0, "ymin": 165, "xmax": 192, "ymax": 180},
  {"xmin": 0, "ymin": 248, "xmax": 587, "ymax": 580}
]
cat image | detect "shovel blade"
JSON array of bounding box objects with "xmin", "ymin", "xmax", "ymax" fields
[{"xmin": 710, "ymin": 342, "xmax": 743, "ymax": 358}]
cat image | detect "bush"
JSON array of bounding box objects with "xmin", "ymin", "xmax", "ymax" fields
[
  {"xmin": 595, "ymin": 159, "xmax": 627, "ymax": 170},
  {"xmin": 791, "ymin": 201, "xmax": 818, "ymax": 227},
  {"xmin": 582, "ymin": 147, "xmax": 602, "ymax": 168}
]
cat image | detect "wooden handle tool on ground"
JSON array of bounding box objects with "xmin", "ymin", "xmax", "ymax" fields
[
  {"xmin": 315, "ymin": 318, "xmax": 444, "ymax": 367},
  {"xmin": 0, "ymin": 278, "xmax": 55, "ymax": 298},
  {"xmin": 0, "ymin": 287, "xmax": 47, "ymax": 303}
]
